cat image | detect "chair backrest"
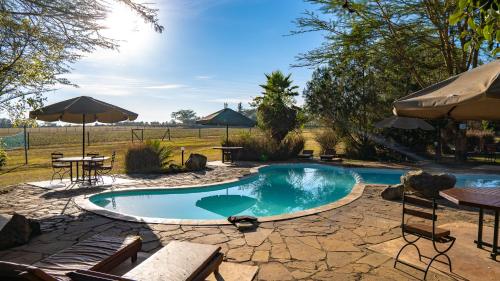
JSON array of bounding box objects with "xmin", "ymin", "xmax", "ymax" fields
[
  {"xmin": 91, "ymin": 155, "xmax": 105, "ymax": 166},
  {"xmin": 324, "ymin": 148, "xmax": 336, "ymax": 155},
  {"xmin": 0, "ymin": 261, "xmax": 57, "ymax": 281},
  {"xmin": 87, "ymin": 153, "xmax": 99, "ymax": 157},
  {"xmin": 401, "ymin": 193, "xmax": 438, "ymax": 237},
  {"xmin": 485, "ymin": 144, "xmax": 496, "ymax": 153},
  {"xmin": 302, "ymin": 150, "xmax": 313, "ymax": 155},
  {"xmin": 51, "ymin": 152, "xmax": 63, "ymax": 163}
]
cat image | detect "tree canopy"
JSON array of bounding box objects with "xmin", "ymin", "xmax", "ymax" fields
[
  {"xmin": 0, "ymin": 0, "xmax": 163, "ymax": 120},
  {"xmin": 171, "ymin": 109, "xmax": 198, "ymax": 124}
]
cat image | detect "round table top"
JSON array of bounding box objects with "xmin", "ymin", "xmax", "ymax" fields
[{"xmin": 56, "ymin": 156, "xmax": 109, "ymax": 162}]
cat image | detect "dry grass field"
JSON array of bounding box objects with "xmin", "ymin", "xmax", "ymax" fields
[{"xmin": 0, "ymin": 127, "xmax": 322, "ymax": 188}]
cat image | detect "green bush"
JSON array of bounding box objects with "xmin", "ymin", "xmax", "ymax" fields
[
  {"xmin": 125, "ymin": 140, "xmax": 173, "ymax": 173},
  {"xmin": 0, "ymin": 148, "xmax": 7, "ymax": 169},
  {"xmin": 314, "ymin": 129, "xmax": 339, "ymax": 154},
  {"xmin": 224, "ymin": 132, "xmax": 304, "ymax": 161}
]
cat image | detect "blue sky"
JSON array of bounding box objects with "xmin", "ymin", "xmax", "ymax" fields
[{"xmin": 51, "ymin": 0, "xmax": 324, "ymax": 122}]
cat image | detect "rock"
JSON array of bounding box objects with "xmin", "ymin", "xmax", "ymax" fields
[
  {"xmin": 244, "ymin": 228, "xmax": 272, "ymax": 246},
  {"xmin": 0, "ymin": 213, "xmax": 41, "ymax": 250},
  {"xmin": 401, "ymin": 170, "xmax": 456, "ymax": 198},
  {"xmin": 185, "ymin": 153, "xmax": 207, "ymax": 171},
  {"xmin": 380, "ymin": 184, "xmax": 403, "ymax": 201}
]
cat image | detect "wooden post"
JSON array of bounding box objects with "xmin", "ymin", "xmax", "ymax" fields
[
  {"xmin": 87, "ymin": 131, "xmax": 90, "ymax": 146},
  {"xmin": 198, "ymin": 128, "xmax": 201, "ymax": 138},
  {"xmin": 27, "ymin": 132, "xmax": 30, "ymax": 150},
  {"xmin": 168, "ymin": 128, "xmax": 171, "ymax": 141},
  {"xmin": 23, "ymin": 125, "xmax": 28, "ymax": 165}
]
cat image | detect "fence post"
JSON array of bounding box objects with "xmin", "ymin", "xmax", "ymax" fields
[
  {"xmin": 23, "ymin": 125, "xmax": 28, "ymax": 165},
  {"xmin": 87, "ymin": 131, "xmax": 90, "ymax": 146},
  {"xmin": 198, "ymin": 128, "xmax": 201, "ymax": 138},
  {"xmin": 168, "ymin": 128, "xmax": 171, "ymax": 141}
]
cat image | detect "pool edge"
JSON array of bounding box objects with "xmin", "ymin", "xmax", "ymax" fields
[{"xmin": 74, "ymin": 164, "xmax": 367, "ymax": 225}]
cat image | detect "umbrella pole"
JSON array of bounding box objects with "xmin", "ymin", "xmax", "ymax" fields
[{"xmin": 82, "ymin": 114, "xmax": 86, "ymax": 157}]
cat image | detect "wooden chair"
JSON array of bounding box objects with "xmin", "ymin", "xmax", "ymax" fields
[
  {"xmin": 297, "ymin": 150, "xmax": 314, "ymax": 159},
  {"xmin": 394, "ymin": 192, "xmax": 455, "ymax": 279},
  {"xmin": 68, "ymin": 241, "xmax": 224, "ymax": 281},
  {"xmin": 0, "ymin": 234, "xmax": 141, "ymax": 281},
  {"xmin": 50, "ymin": 152, "xmax": 71, "ymax": 184}
]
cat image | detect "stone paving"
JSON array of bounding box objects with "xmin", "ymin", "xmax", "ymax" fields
[{"xmin": 0, "ymin": 164, "xmax": 495, "ymax": 280}]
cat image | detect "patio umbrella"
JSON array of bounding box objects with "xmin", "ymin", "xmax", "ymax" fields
[
  {"xmin": 29, "ymin": 96, "xmax": 138, "ymax": 156},
  {"xmin": 196, "ymin": 108, "xmax": 256, "ymax": 143},
  {"xmin": 195, "ymin": 195, "xmax": 257, "ymax": 218},
  {"xmin": 393, "ymin": 60, "xmax": 500, "ymax": 120},
  {"xmin": 375, "ymin": 116, "xmax": 434, "ymax": 131}
]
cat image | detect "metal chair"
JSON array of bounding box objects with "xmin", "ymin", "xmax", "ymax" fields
[
  {"xmin": 394, "ymin": 192, "xmax": 455, "ymax": 280},
  {"xmin": 95, "ymin": 151, "xmax": 116, "ymax": 184},
  {"xmin": 83, "ymin": 155, "xmax": 104, "ymax": 185},
  {"xmin": 50, "ymin": 152, "xmax": 71, "ymax": 184}
]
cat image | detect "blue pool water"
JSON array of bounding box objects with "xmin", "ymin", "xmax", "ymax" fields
[{"xmin": 90, "ymin": 164, "xmax": 500, "ymax": 220}]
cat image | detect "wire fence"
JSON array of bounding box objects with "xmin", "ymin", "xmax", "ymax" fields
[{"xmin": 0, "ymin": 126, "xmax": 260, "ymax": 149}]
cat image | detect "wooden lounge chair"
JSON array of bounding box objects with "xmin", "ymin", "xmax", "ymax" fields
[
  {"xmin": 320, "ymin": 148, "xmax": 342, "ymax": 162},
  {"xmin": 68, "ymin": 241, "xmax": 223, "ymax": 281},
  {"xmin": 297, "ymin": 150, "xmax": 314, "ymax": 159},
  {"xmin": 0, "ymin": 234, "xmax": 142, "ymax": 281}
]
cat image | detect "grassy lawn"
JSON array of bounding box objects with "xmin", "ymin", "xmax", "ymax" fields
[{"xmin": 0, "ymin": 128, "xmax": 322, "ymax": 188}]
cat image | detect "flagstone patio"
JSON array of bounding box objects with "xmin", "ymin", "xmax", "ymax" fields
[{"xmin": 0, "ymin": 163, "xmax": 497, "ymax": 280}]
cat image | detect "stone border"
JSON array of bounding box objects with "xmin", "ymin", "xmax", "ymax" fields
[{"xmin": 75, "ymin": 163, "xmax": 367, "ymax": 225}]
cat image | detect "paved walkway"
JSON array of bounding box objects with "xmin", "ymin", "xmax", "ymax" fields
[{"xmin": 0, "ymin": 164, "xmax": 495, "ymax": 280}]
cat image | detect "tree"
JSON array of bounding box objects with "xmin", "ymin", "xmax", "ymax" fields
[
  {"xmin": 0, "ymin": 0, "xmax": 163, "ymax": 120},
  {"xmin": 304, "ymin": 64, "xmax": 380, "ymax": 159},
  {"xmin": 253, "ymin": 71, "xmax": 302, "ymax": 142},
  {"xmin": 450, "ymin": 0, "xmax": 499, "ymax": 56},
  {"xmin": 171, "ymin": 109, "xmax": 198, "ymax": 124},
  {"xmin": 294, "ymin": 0, "xmax": 496, "ymax": 86}
]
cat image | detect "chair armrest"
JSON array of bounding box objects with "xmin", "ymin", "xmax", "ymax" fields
[{"xmin": 66, "ymin": 270, "xmax": 136, "ymax": 281}]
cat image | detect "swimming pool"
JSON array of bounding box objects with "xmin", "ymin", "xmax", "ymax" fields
[{"xmin": 86, "ymin": 163, "xmax": 500, "ymax": 222}]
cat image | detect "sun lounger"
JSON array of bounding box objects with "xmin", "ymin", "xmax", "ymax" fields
[
  {"xmin": 68, "ymin": 241, "xmax": 223, "ymax": 281},
  {"xmin": 297, "ymin": 150, "xmax": 314, "ymax": 159},
  {"xmin": 0, "ymin": 234, "xmax": 142, "ymax": 281},
  {"xmin": 320, "ymin": 148, "xmax": 342, "ymax": 162}
]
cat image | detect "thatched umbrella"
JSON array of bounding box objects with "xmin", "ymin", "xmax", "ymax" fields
[
  {"xmin": 196, "ymin": 108, "xmax": 256, "ymax": 143},
  {"xmin": 393, "ymin": 60, "xmax": 500, "ymax": 120},
  {"xmin": 375, "ymin": 116, "xmax": 434, "ymax": 130},
  {"xmin": 29, "ymin": 96, "xmax": 138, "ymax": 156}
]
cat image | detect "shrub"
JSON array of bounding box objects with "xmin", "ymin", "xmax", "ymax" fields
[
  {"xmin": 314, "ymin": 129, "xmax": 339, "ymax": 154},
  {"xmin": 224, "ymin": 132, "xmax": 304, "ymax": 161},
  {"xmin": 125, "ymin": 140, "xmax": 173, "ymax": 173},
  {"xmin": 0, "ymin": 148, "xmax": 6, "ymax": 169}
]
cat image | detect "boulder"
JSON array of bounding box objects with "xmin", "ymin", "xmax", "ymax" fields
[
  {"xmin": 0, "ymin": 213, "xmax": 41, "ymax": 250},
  {"xmin": 185, "ymin": 153, "xmax": 207, "ymax": 171},
  {"xmin": 381, "ymin": 184, "xmax": 404, "ymax": 201},
  {"xmin": 401, "ymin": 170, "xmax": 456, "ymax": 198}
]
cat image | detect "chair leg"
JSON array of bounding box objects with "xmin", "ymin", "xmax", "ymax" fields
[
  {"xmin": 394, "ymin": 241, "xmax": 422, "ymax": 268},
  {"xmin": 423, "ymin": 252, "xmax": 452, "ymax": 280}
]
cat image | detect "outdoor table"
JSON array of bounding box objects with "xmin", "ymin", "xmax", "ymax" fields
[
  {"xmin": 439, "ymin": 187, "xmax": 500, "ymax": 260},
  {"xmin": 212, "ymin": 147, "xmax": 243, "ymax": 163},
  {"xmin": 56, "ymin": 156, "xmax": 109, "ymax": 184}
]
